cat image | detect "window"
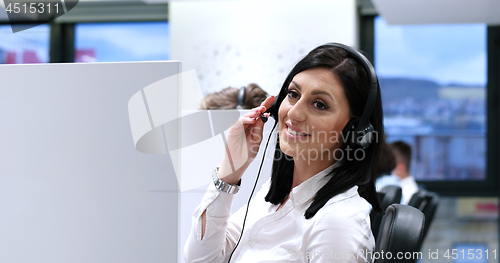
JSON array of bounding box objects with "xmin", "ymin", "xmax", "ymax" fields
[
  {"xmin": 0, "ymin": 24, "xmax": 49, "ymax": 64},
  {"xmin": 75, "ymin": 22, "xmax": 169, "ymax": 62},
  {"xmin": 375, "ymin": 17, "xmax": 487, "ymax": 181}
]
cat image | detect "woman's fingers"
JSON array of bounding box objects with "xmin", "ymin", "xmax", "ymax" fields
[
  {"xmin": 229, "ymin": 95, "xmax": 276, "ymax": 136},
  {"xmin": 242, "ymin": 116, "xmax": 258, "ymax": 125},
  {"xmin": 221, "ymin": 96, "xmax": 276, "ymax": 179},
  {"xmin": 261, "ymin": 95, "xmax": 275, "ymax": 110},
  {"xmin": 242, "ymin": 95, "xmax": 276, "ymax": 122},
  {"xmin": 245, "ymin": 106, "xmax": 265, "ymax": 118}
]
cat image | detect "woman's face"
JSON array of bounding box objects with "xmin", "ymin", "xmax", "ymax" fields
[{"xmin": 278, "ymin": 67, "xmax": 351, "ymax": 164}]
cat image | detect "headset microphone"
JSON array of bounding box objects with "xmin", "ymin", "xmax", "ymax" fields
[{"xmin": 260, "ymin": 114, "xmax": 268, "ymax": 123}]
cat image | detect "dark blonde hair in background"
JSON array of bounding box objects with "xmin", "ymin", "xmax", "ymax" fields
[{"xmin": 199, "ymin": 83, "xmax": 268, "ymax": 110}]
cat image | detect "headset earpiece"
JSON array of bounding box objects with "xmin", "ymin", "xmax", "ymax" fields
[
  {"xmin": 342, "ymin": 118, "xmax": 375, "ymax": 150},
  {"xmin": 358, "ymin": 123, "xmax": 375, "ymax": 149}
]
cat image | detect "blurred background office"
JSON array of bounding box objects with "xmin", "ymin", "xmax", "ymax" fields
[{"xmin": 1, "ymin": 0, "xmax": 500, "ymax": 262}]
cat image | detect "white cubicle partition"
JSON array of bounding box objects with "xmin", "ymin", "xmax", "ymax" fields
[{"xmin": 0, "ymin": 61, "xmax": 181, "ymax": 263}]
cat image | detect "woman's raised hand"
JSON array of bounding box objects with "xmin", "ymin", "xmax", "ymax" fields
[{"xmin": 218, "ymin": 96, "xmax": 276, "ymax": 185}]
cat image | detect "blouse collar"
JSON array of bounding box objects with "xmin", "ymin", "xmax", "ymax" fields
[{"xmin": 289, "ymin": 161, "xmax": 358, "ymax": 207}]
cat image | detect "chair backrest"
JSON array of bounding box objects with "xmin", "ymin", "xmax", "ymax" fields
[
  {"xmin": 370, "ymin": 185, "xmax": 402, "ymax": 240},
  {"xmin": 408, "ymin": 190, "xmax": 440, "ymax": 243},
  {"xmin": 420, "ymin": 192, "xmax": 439, "ymax": 242},
  {"xmin": 408, "ymin": 190, "xmax": 427, "ymax": 209},
  {"xmin": 379, "ymin": 185, "xmax": 402, "ymax": 208},
  {"xmin": 375, "ymin": 204, "xmax": 425, "ymax": 263}
]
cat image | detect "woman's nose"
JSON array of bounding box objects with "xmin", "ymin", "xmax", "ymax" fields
[{"xmin": 287, "ymin": 98, "xmax": 307, "ymax": 123}]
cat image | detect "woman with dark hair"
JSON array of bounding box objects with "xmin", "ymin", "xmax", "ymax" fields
[{"xmin": 185, "ymin": 43, "xmax": 384, "ymax": 263}]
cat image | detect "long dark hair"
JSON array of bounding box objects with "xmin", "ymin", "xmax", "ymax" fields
[{"xmin": 265, "ymin": 44, "xmax": 384, "ymax": 218}]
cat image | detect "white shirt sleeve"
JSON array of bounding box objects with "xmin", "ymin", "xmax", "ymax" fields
[{"xmin": 184, "ymin": 182, "xmax": 247, "ymax": 263}]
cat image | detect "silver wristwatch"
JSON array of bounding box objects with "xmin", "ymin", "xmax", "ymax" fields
[{"xmin": 212, "ymin": 167, "xmax": 240, "ymax": 194}]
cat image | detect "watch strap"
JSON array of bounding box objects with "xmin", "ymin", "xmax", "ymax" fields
[{"xmin": 212, "ymin": 167, "xmax": 240, "ymax": 194}]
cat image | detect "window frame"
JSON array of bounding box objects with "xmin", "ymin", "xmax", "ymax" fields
[
  {"xmin": 0, "ymin": 1, "xmax": 169, "ymax": 63},
  {"xmin": 358, "ymin": 3, "xmax": 500, "ymax": 197}
]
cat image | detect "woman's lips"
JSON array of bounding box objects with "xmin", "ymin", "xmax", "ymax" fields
[{"xmin": 285, "ymin": 123, "xmax": 310, "ymax": 138}]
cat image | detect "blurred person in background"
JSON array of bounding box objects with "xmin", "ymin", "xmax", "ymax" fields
[
  {"xmin": 375, "ymin": 139, "xmax": 398, "ymax": 191},
  {"xmin": 389, "ymin": 140, "xmax": 418, "ymax": 204},
  {"xmin": 199, "ymin": 83, "xmax": 268, "ymax": 110}
]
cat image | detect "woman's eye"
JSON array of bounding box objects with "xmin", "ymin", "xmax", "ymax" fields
[
  {"xmin": 313, "ymin": 100, "xmax": 329, "ymax": 110},
  {"xmin": 287, "ymin": 90, "xmax": 299, "ymax": 99}
]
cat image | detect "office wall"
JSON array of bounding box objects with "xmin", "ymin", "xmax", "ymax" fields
[{"xmin": 170, "ymin": 0, "xmax": 358, "ymax": 109}]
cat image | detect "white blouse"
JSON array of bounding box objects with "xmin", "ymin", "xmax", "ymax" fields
[{"xmin": 184, "ymin": 163, "xmax": 375, "ymax": 263}]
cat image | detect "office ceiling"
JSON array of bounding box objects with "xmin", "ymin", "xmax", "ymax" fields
[{"xmin": 372, "ymin": 0, "xmax": 500, "ymax": 25}]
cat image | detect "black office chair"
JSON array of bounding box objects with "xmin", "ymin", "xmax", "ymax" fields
[
  {"xmin": 375, "ymin": 204, "xmax": 425, "ymax": 263},
  {"xmin": 370, "ymin": 185, "xmax": 402, "ymax": 240},
  {"xmin": 408, "ymin": 190, "xmax": 426, "ymax": 208},
  {"xmin": 421, "ymin": 192, "xmax": 439, "ymax": 238},
  {"xmin": 408, "ymin": 189, "xmax": 439, "ymax": 243}
]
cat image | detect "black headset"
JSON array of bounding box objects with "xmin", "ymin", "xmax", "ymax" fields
[
  {"xmin": 236, "ymin": 86, "xmax": 246, "ymax": 109},
  {"xmin": 264, "ymin": 42, "xmax": 378, "ymax": 150}
]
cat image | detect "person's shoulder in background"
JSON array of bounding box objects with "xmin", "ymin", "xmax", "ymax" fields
[{"xmin": 375, "ymin": 174, "xmax": 400, "ymax": 192}]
